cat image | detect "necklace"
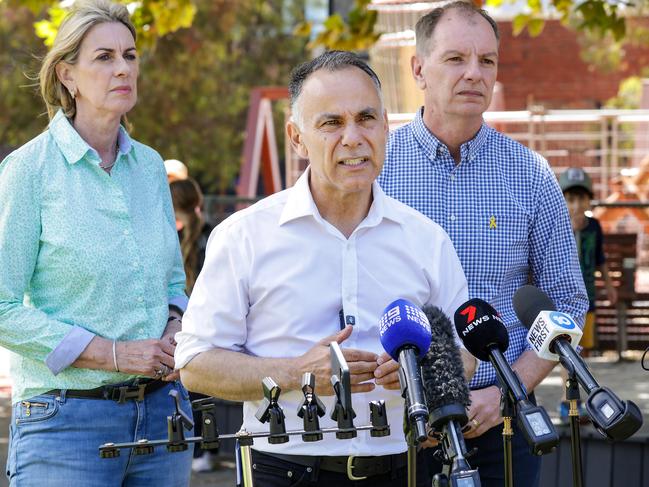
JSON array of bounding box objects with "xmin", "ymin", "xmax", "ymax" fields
[{"xmin": 99, "ymin": 141, "xmax": 119, "ymax": 174}]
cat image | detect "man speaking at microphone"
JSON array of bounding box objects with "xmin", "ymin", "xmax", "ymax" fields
[
  {"xmin": 378, "ymin": 2, "xmax": 589, "ymax": 486},
  {"xmin": 174, "ymin": 51, "xmax": 476, "ymax": 486}
]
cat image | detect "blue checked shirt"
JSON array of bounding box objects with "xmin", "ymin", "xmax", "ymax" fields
[{"xmin": 379, "ymin": 109, "xmax": 589, "ymax": 390}]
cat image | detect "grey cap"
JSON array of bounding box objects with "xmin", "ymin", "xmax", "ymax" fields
[{"xmin": 559, "ymin": 167, "xmax": 593, "ymax": 197}]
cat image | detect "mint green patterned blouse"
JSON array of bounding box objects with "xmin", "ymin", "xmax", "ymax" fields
[{"xmin": 0, "ymin": 110, "xmax": 187, "ymax": 403}]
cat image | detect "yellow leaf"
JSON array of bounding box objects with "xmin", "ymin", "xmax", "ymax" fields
[
  {"xmin": 293, "ymin": 22, "xmax": 312, "ymax": 38},
  {"xmin": 512, "ymin": 13, "xmax": 530, "ymax": 36},
  {"xmin": 527, "ymin": 18, "xmax": 545, "ymax": 36}
]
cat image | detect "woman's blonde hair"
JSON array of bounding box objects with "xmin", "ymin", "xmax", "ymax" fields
[{"xmin": 39, "ymin": 0, "xmax": 136, "ymax": 123}]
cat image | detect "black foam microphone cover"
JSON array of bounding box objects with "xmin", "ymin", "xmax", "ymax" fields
[
  {"xmin": 453, "ymin": 298, "xmax": 509, "ymax": 362},
  {"xmin": 421, "ymin": 306, "xmax": 470, "ymax": 428},
  {"xmin": 513, "ymin": 285, "xmax": 557, "ymax": 330}
]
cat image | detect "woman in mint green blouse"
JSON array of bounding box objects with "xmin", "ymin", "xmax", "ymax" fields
[{"xmin": 0, "ymin": 1, "xmax": 192, "ymax": 484}]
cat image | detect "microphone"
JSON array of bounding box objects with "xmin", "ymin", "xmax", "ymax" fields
[
  {"xmin": 379, "ymin": 298, "xmax": 431, "ymax": 444},
  {"xmin": 454, "ymin": 298, "xmax": 559, "ymax": 455},
  {"xmin": 514, "ymin": 285, "xmax": 643, "ymax": 441},
  {"xmin": 422, "ymin": 306, "xmax": 480, "ymax": 486}
]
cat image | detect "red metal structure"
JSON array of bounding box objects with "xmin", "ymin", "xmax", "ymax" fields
[{"xmin": 237, "ymin": 87, "xmax": 289, "ymax": 198}]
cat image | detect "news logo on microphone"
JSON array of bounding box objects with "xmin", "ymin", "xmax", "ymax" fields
[
  {"xmin": 457, "ymin": 302, "xmax": 505, "ymax": 337},
  {"xmin": 526, "ymin": 310, "xmax": 582, "ymax": 361},
  {"xmin": 379, "ymin": 299, "xmax": 430, "ymax": 341}
]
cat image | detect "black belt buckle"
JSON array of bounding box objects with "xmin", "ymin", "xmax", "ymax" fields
[{"xmin": 111, "ymin": 383, "xmax": 147, "ymax": 404}]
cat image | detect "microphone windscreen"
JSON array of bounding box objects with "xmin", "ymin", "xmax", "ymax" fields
[
  {"xmin": 421, "ymin": 306, "xmax": 470, "ymax": 413},
  {"xmin": 453, "ymin": 298, "xmax": 509, "ymax": 362},
  {"xmin": 379, "ymin": 299, "xmax": 432, "ymax": 361},
  {"xmin": 513, "ymin": 285, "xmax": 557, "ymax": 330}
]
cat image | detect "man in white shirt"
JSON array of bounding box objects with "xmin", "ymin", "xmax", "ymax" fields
[{"xmin": 175, "ymin": 50, "xmax": 474, "ymax": 486}]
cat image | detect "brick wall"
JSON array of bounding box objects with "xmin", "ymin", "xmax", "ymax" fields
[{"xmin": 497, "ymin": 18, "xmax": 649, "ymax": 110}]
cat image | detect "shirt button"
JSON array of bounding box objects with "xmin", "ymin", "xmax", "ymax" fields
[
  {"xmin": 450, "ymin": 175, "xmax": 456, "ymax": 181},
  {"xmin": 123, "ymin": 230, "xmax": 129, "ymax": 236},
  {"xmin": 133, "ymin": 261, "xmax": 139, "ymax": 268},
  {"xmin": 137, "ymin": 296, "xmax": 144, "ymax": 303},
  {"xmin": 450, "ymin": 215, "xmax": 456, "ymax": 221}
]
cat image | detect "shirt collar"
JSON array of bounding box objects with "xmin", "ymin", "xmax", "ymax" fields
[
  {"xmin": 49, "ymin": 109, "xmax": 133, "ymax": 165},
  {"xmin": 411, "ymin": 107, "xmax": 491, "ymax": 165},
  {"xmin": 279, "ymin": 167, "xmax": 401, "ymax": 228}
]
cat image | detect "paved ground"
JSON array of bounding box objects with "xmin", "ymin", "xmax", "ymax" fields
[{"xmin": 0, "ymin": 349, "xmax": 647, "ymax": 486}]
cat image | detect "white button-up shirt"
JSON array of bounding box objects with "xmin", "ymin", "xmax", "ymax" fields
[{"xmin": 176, "ymin": 170, "xmax": 468, "ymax": 456}]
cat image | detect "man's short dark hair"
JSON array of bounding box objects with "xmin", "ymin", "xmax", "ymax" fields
[
  {"xmin": 288, "ymin": 50, "xmax": 382, "ymax": 124},
  {"xmin": 415, "ymin": 1, "xmax": 500, "ymax": 56}
]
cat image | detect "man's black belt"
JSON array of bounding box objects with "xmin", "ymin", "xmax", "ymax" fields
[
  {"xmin": 257, "ymin": 450, "xmax": 408, "ymax": 481},
  {"xmin": 44, "ymin": 378, "xmax": 167, "ymax": 404}
]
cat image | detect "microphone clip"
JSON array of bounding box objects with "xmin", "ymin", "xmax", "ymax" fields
[
  {"xmin": 254, "ymin": 377, "xmax": 289, "ymax": 444},
  {"xmin": 167, "ymin": 389, "xmax": 194, "ymax": 452},
  {"xmin": 296, "ymin": 372, "xmax": 326, "ymax": 442}
]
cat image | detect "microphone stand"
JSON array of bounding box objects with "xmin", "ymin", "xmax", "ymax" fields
[
  {"xmin": 402, "ymin": 403, "xmax": 417, "ymax": 487},
  {"xmin": 500, "ymin": 389, "xmax": 514, "ymax": 487},
  {"xmin": 397, "ymin": 354, "xmax": 428, "ymax": 487},
  {"xmin": 563, "ymin": 361, "xmax": 583, "ymax": 487},
  {"xmin": 236, "ymin": 430, "xmax": 255, "ymax": 487},
  {"xmin": 430, "ymin": 404, "xmax": 481, "ymax": 487}
]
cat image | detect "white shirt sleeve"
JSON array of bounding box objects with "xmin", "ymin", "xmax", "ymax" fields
[
  {"xmin": 427, "ymin": 233, "xmax": 469, "ymax": 350},
  {"xmin": 174, "ymin": 222, "xmax": 250, "ymax": 369}
]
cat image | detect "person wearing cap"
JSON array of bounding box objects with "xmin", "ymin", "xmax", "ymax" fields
[
  {"xmin": 560, "ymin": 167, "xmax": 617, "ymax": 353},
  {"xmin": 165, "ymin": 158, "xmax": 189, "ymax": 183},
  {"xmin": 557, "ymin": 167, "xmax": 617, "ymax": 423}
]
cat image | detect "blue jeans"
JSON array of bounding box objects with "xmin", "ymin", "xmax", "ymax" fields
[{"xmin": 6, "ymin": 381, "xmax": 193, "ymax": 486}]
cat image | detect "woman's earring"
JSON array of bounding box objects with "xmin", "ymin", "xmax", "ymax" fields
[{"xmin": 69, "ymin": 86, "xmax": 77, "ymax": 99}]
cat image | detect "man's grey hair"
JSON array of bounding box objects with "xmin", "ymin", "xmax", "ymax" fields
[
  {"xmin": 415, "ymin": 1, "xmax": 500, "ymax": 57},
  {"xmin": 288, "ymin": 50, "xmax": 383, "ymax": 128}
]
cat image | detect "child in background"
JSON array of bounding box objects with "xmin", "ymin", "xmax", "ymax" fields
[
  {"xmin": 558, "ymin": 167, "xmax": 617, "ymax": 422},
  {"xmin": 170, "ymin": 176, "xmax": 216, "ymax": 472},
  {"xmin": 170, "ymin": 177, "xmax": 209, "ymax": 294}
]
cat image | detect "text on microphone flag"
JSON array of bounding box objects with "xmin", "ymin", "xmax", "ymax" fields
[
  {"xmin": 525, "ymin": 310, "xmax": 582, "ymax": 361},
  {"xmin": 378, "ymin": 300, "xmax": 429, "ymax": 335}
]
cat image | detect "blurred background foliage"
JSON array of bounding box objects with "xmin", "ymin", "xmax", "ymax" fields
[
  {"xmin": 0, "ymin": 0, "xmax": 309, "ymax": 193},
  {"xmin": 3, "ymin": 0, "xmax": 649, "ymax": 191}
]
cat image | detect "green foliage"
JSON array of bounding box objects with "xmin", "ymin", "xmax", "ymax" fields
[
  {"xmin": 295, "ymin": 0, "xmax": 380, "ymax": 51},
  {"xmin": 0, "ymin": 5, "xmax": 47, "ymax": 148},
  {"xmin": 576, "ymin": 28, "xmax": 625, "ymax": 73},
  {"xmin": 33, "ymin": 5, "xmax": 66, "ymax": 46},
  {"xmin": 23, "ymin": 0, "xmax": 197, "ymax": 50},
  {"xmin": 605, "ymin": 73, "xmax": 649, "ymax": 108},
  {"xmin": 0, "ymin": 0, "xmax": 309, "ymax": 192},
  {"xmin": 131, "ymin": 0, "xmax": 308, "ymax": 192},
  {"xmin": 487, "ymin": 0, "xmax": 643, "ymax": 40}
]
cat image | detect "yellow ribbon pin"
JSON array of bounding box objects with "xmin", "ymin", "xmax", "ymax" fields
[{"xmin": 489, "ymin": 216, "xmax": 497, "ymax": 229}]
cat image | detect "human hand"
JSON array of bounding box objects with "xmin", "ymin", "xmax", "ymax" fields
[
  {"xmin": 463, "ymin": 386, "xmax": 503, "ymax": 439},
  {"xmin": 115, "ymin": 338, "xmax": 176, "ymax": 380},
  {"xmin": 296, "ymin": 325, "xmax": 378, "ymax": 395},
  {"xmin": 374, "ymin": 352, "xmax": 401, "ymax": 390},
  {"xmin": 419, "ymin": 427, "xmax": 441, "ymax": 449}
]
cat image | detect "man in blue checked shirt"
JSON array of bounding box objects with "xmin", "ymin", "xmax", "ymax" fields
[{"xmin": 378, "ymin": 2, "xmax": 588, "ymax": 486}]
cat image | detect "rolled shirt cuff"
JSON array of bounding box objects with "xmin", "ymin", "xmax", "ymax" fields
[
  {"xmin": 45, "ymin": 326, "xmax": 96, "ymax": 375},
  {"xmin": 169, "ymin": 295, "xmax": 189, "ymax": 314}
]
